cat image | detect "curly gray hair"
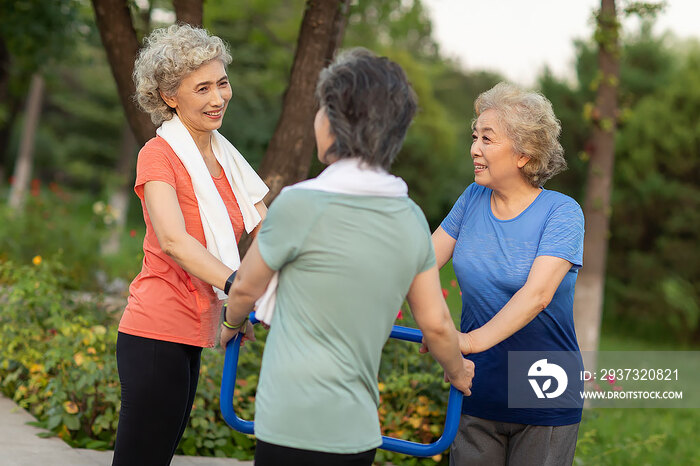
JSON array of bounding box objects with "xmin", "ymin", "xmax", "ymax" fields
[
  {"xmin": 473, "ymin": 82, "xmax": 566, "ymax": 187},
  {"xmin": 133, "ymin": 24, "xmax": 232, "ymax": 126},
  {"xmin": 315, "ymin": 48, "xmax": 417, "ymax": 170}
]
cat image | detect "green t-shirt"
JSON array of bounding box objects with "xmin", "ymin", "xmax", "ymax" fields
[{"xmin": 253, "ymin": 188, "xmax": 435, "ymax": 453}]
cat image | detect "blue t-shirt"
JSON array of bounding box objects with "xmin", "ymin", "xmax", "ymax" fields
[{"xmin": 441, "ymin": 183, "xmax": 584, "ymax": 425}]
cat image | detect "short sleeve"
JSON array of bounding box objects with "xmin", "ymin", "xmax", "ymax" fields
[
  {"xmin": 257, "ymin": 190, "xmax": 317, "ymax": 271},
  {"xmin": 409, "ymin": 201, "xmax": 437, "ymax": 273},
  {"xmin": 134, "ymin": 140, "xmax": 176, "ymax": 199},
  {"xmin": 440, "ymin": 184, "xmax": 475, "ymax": 240},
  {"xmin": 536, "ymin": 200, "xmax": 585, "ymax": 269}
]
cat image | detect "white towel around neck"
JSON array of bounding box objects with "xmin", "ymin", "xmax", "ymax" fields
[
  {"xmin": 254, "ymin": 157, "xmax": 408, "ymax": 324},
  {"xmin": 156, "ymin": 115, "xmax": 269, "ymax": 299}
]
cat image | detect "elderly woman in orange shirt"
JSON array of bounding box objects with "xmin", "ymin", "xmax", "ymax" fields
[{"xmin": 112, "ymin": 25, "xmax": 265, "ymax": 465}]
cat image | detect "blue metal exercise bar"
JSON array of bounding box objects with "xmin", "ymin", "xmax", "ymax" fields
[{"xmin": 220, "ymin": 312, "xmax": 463, "ymax": 457}]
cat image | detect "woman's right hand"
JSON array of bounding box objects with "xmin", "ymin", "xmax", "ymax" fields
[
  {"xmin": 219, "ymin": 320, "xmax": 256, "ymax": 349},
  {"xmin": 445, "ymin": 359, "xmax": 475, "ymax": 396}
]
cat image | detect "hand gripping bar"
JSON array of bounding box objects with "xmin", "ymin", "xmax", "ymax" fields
[{"xmin": 220, "ymin": 313, "xmax": 462, "ymax": 457}]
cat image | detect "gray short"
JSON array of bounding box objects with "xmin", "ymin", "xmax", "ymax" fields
[{"xmin": 449, "ymin": 415, "xmax": 579, "ymax": 466}]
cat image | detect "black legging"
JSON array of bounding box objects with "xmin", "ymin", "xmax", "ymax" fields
[
  {"xmin": 112, "ymin": 332, "xmax": 202, "ymax": 466},
  {"xmin": 255, "ymin": 440, "xmax": 376, "ymax": 466}
]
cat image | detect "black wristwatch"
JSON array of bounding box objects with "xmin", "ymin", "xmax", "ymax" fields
[{"xmin": 223, "ymin": 271, "xmax": 236, "ymax": 295}]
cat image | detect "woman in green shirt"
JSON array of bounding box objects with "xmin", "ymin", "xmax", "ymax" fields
[{"xmin": 221, "ymin": 48, "xmax": 473, "ymax": 466}]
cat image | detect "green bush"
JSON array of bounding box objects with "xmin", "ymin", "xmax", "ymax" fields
[
  {"xmin": 0, "ymin": 258, "xmax": 119, "ymax": 447},
  {"xmin": 0, "ymin": 257, "xmax": 460, "ymax": 464},
  {"xmin": 0, "ymin": 189, "xmax": 105, "ymax": 289},
  {"xmin": 0, "ymin": 186, "xmax": 145, "ymax": 290}
]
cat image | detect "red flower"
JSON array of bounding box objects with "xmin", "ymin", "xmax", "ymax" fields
[
  {"xmin": 396, "ymin": 309, "xmax": 404, "ymax": 320},
  {"xmin": 442, "ymin": 288, "xmax": 449, "ymax": 299},
  {"xmin": 607, "ymin": 374, "xmax": 616, "ymax": 385},
  {"xmin": 450, "ymin": 279, "xmax": 457, "ymax": 288},
  {"xmin": 129, "ymin": 229, "xmax": 137, "ymax": 237},
  {"xmin": 31, "ymin": 178, "xmax": 40, "ymax": 196}
]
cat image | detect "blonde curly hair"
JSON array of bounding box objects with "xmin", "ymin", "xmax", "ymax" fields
[
  {"xmin": 133, "ymin": 24, "xmax": 232, "ymax": 126},
  {"xmin": 473, "ymin": 82, "xmax": 567, "ymax": 187}
]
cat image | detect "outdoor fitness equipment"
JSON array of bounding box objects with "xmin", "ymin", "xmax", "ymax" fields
[{"xmin": 220, "ymin": 313, "xmax": 463, "ymax": 457}]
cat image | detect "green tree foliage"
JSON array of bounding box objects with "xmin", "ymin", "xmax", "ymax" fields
[
  {"xmin": 342, "ymin": 0, "xmax": 502, "ymax": 224},
  {"xmin": 539, "ymin": 21, "xmax": 675, "ymax": 199},
  {"xmin": 0, "ymin": 0, "xmax": 87, "ymax": 174},
  {"xmin": 608, "ymin": 43, "xmax": 700, "ymax": 341},
  {"xmin": 539, "ymin": 22, "xmax": 698, "ymax": 343},
  {"xmin": 0, "ymin": 0, "xmax": 84, "ymax": 72},
  {"xmin": 41, "ymin": 42, "xmax": 125, "ymax": 192},
  {"xmin": 203, "ymin": 0, "xmax": 307, "ymax": 169}
]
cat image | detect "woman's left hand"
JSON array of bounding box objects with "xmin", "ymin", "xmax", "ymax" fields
[
  {"xmin": 219, "ymin": 321, "xmax": 256, "ymax": 349},
  {"xmin": 458, "ymin": 332, "xmax": 474, "ymax": 355}
]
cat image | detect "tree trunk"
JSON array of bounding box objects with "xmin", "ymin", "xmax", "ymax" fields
[
  {"xmin": 236, "ymin": 0, "xmax": 348, "ymax": 258},
  {"xmin": 173, "ymin": 0, "xmax": 203, "ymax": 27},
  {"xmin": 573, "ymin": 0, "xmax": 620, "ymax": 370},
  {"xmin": 101, "ymin": 124, "xmax": 138, "ymax": 255},
  {"xmin": 258, "ymin": 0, "xmax": 350, "ymax": 203},
  {"xmin": 8, "ymin": 73, "xmax": 44, "ymax": 209},
  {"xmin": 91, "ymin": 0, "xmax": 155, "ymax": 146}
]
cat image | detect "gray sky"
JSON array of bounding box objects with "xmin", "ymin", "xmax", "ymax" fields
[{"xmin": 423, "ymin": 0, "xmax": 700, "ymax": 86}]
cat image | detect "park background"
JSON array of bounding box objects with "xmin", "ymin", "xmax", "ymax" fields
[{"xmin": 0, "ymin": 0, "xmax": 698, "ymax": 464}]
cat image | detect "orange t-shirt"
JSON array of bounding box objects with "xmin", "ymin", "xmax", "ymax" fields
[{"xmin": 119, "ymin": 136, "xmax": 245, "ymax": 347}]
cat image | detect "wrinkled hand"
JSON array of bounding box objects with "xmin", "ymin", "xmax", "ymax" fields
[
  {"xmin": 219, "ymin": 321, "xmax": 256, "ymax": 349},
  {"xmin": 445, "ymin": 358, "xmax": 475, "ymax": 396},
  {"xmin": 458, "ymin": 332, "xmax": 473, "ymax": 355}
]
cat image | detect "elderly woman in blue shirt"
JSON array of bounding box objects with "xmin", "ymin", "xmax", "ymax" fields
[{"xmin": 431, "ymin": 83, "xmax": 585, "ymax": 466}]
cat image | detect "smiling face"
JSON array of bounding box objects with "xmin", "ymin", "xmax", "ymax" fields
[
  {"xmin": 160, "ymin": 59, "xmax": 232, "ymax": 139},
  {"xmin": 470, "ymin": 109, "xmax": 531, "ymax": 191}
]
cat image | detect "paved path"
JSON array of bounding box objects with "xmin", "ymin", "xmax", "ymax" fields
[{"xmin": 0, "ymin": 395, "xmax": 252, "ymax": 466}]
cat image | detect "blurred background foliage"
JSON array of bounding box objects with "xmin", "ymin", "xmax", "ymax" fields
[{"xmin": 0, "ymin": 0, "xmax": 699, "ymax": 464}]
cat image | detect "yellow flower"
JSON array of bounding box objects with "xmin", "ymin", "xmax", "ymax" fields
[
  {"xmin": 73, "ymin": 352, "xmax": 84, "ymax": 366},
  {"xmin": 432, "ymin": 454, "xmax": 442, "ymax": 462},
  {"xmin": 416, "ymin": 405, "xmax": 430, "ymax": 417},
  {"xmin": 32, "ymin": 255, "xmax": 42, "ymax": 266},
  {"xmin": 29, "ymin": 363, "xmax": 44, "ymax": 374},
  {"xmin": 378, "ymin": 382, "xmax": 386, "ymax": 392},
  {"xmin": 63, "ymin": 401, "xmax": 79, "ymax": 414}
]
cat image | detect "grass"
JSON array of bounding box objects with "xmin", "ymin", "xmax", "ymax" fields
[{"xmin": 575, "ymin": 407, "xmax": 700, "ymax": 465}]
